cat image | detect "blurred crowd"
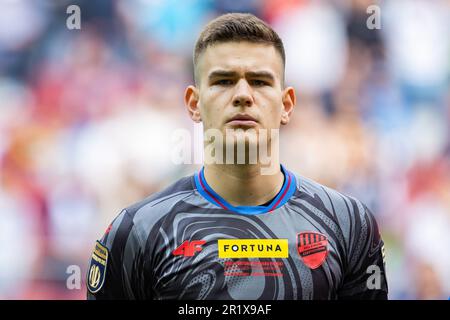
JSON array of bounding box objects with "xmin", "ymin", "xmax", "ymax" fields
[{"xmin": 0, "ymin": 0, "xmax": 449, "ymax": 299}]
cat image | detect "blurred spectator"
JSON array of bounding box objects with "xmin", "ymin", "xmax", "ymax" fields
[
  {"xmin": 273, "ymin": 0, "xmax": 348, "ymax": 94},
  {"xmin": 383, "ymin": 0, "xmax": 450, "ymax": 101}
]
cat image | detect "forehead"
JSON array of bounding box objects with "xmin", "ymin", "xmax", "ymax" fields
[{"xmin": 198, "ymin": 42, "xmax": 283, "ymax": 81}]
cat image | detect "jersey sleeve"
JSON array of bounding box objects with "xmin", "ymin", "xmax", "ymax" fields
[
  {"xmin": 86, "ymin": 209, "xmax": 147, "ymax": 300},
  {"xmin": 337, "ymin": 202, "xmax": 388, "ymax": 300}
]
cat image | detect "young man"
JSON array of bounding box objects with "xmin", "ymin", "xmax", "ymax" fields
[{"xmin": 86, "ymin": 13, "xmax": 388, "ymax": 300}]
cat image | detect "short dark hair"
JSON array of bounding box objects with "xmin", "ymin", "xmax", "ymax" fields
[{"xmin": 193, "ymin": 13, "xmax": 285, "ymax": 85}]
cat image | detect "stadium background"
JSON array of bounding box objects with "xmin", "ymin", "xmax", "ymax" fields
[{"xmin": 0, "ymin": 0, "xmax": 449, "ymax": 299}]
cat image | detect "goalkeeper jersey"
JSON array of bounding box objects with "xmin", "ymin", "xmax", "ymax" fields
[{"xmin": 86, "ymin": 165, "xmax": 388, "ymax": 300}]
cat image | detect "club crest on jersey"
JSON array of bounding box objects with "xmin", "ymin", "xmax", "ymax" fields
[
  {"xmin": 297, "ymin": 232, "xmax": 328, "ymax": 269},
  {"xmin": 87, "ymin": 241, "xmax": 108, "ymax": 294}
]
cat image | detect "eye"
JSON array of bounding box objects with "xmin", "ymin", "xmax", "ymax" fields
[
  {"xmin": 214, "ymin": 79, "xmax": 234, "ymax": 86},
  {"xmin": 251, "ymin": 79, "xmax": 269, "ymax": 87}
]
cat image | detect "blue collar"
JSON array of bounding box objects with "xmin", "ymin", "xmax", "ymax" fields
[{"xmin": 194, "ymin": 164, "xmax": 297, "ymax": 215}]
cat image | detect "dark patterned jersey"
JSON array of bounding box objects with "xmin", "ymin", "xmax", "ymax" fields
[{"xmin": 86, "ymin": 165, "xmax": 388, "ymax": 300}]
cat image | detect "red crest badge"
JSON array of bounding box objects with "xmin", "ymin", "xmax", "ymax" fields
[{"xmin": 297, "ymin": 232, "xmax": 328, "ymax": 269}]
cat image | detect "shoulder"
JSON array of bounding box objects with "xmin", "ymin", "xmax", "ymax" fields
[
  {"xmin": 292, "ymin": 172, "xmax": 367, "ymax": 220},
  {"xmin": 290, "ymin": 172, "xmax": 378, "ymax": 248},
  {"xmin": 126, "ymin": 174, "xmax": 196, "ymax": 216},
  {"xmin": 104, "ymin": 174, "xmax": 197, "ymax": 246},
  {"xmin": 290, "ymin": 172, "xmax": 383, "ymax": 266},
  {"xmin": 125, "ymin": 173, "xmax": 197, "ymax": 227}
]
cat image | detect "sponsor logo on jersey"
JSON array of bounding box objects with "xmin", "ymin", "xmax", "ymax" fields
[
  {"xmin": 218, "ymin": 239, "xmax": 288, "ymax": 258},
  {"xmin": 224, "ymin": 260, "xmax": 285, "ymax": 277},
  {"xmin": 87, "ymin": 241, "xmax": 108, "ymax": 294},
  {"xmin": 172, "ymin": 240, "xmax": 206, "ymax": 257},
  {"xmin": 297, "ymin": 232, "xmax": 328, "ymax": 269}
]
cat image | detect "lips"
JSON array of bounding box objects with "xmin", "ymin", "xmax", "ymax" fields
[{"xmin": 226, "ymin": 114, "xmax": 258, "ymax": 127}]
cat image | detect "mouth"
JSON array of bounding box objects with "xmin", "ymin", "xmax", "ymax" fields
[{"xmin": 226, "ymin": 114, "xmax": 258, "ymax": 127}]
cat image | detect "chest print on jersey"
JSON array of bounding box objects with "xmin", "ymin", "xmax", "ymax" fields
[{"xmin": 296, "ymin": 232, "xmax": 328, "ymax": 269}]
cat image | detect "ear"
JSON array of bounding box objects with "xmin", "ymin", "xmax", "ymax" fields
[
  {"xmin": 280, "ymin": 86, "xmax": 296, "ymax": 125},
  {"xmin": 184, "ymin": 85, "xmax": 202, "ymax": 123}
]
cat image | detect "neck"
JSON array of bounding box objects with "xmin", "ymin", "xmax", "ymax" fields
[{"xmin": 203, "ymin": 162, "xmax": 284, "ymax": 206}]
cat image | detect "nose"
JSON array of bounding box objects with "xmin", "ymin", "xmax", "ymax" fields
[{"xmin": 232, "ymin": 79, "xmax": 253, "ymax": 107}]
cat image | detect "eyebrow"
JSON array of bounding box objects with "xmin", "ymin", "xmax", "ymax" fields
[{"xmin": 207, "ymin": 70, "xmax": 276, "ymax": 82}]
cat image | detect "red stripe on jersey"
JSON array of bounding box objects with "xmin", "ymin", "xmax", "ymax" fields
[
  {"xmin": 198, "ymin": 173, "xmax": 228, "ymax": 210},
  {"xmin": 269, "ymin": 173, "xmax": 292, "ymax": 212}
]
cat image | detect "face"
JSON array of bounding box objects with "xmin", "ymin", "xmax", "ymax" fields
[{"xmin": 185, "ymin": 41, "xmax": 296, "ymax": 157}]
